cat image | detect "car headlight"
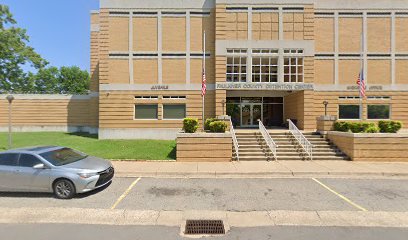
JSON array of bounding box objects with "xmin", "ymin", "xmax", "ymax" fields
[{"xmin": 78, "ymin": 172, "xmax": 98, "ymax": 179}]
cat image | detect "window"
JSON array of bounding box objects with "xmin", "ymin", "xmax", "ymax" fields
[
  {"xmin": 163, "ymin": 96, "xmax": 186, "ymax": 99},
  {"xmin": 252, "ymin": 49, "xmax": 279, "ymax": 54},
  {"xmin": 226, "ymin": 49, "xmax": 247, "ymax": 82},
  {"xmin": 0, "ymin": 153, "xmax": 19, "ymax": 166},
  {"xmin": 40, "ymin": 148, "xmax": 87, "ymax": 166},
  {"xmin": 368, "ymin": 105, "xmax": 390, "ymax": 120},
  {"xmin": 163, "ymin": 104, "xmax": 186, "ymax": 119},
  {"xmin": 135, "ymin": 104, "xmax": 158, "ymax": 119},
  {"xmin": 19, "ymin": 154, "xmax": 43, "ymax": 168},
  {"xmin": 252, "ymin": 57, "xmax": 278, "ymax": 82},
  {"xmin": 339, "ymin": 105, "xmax": 360, "ymax": 119},
  {"xmin": 284, "ymin": 57, "xmax": 303, "ymax": 82},
  {"xmin": 135, "ymin": 96, "xmax": 158, "ymax": 99}
]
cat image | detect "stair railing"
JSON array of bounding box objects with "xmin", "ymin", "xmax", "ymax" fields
[
  {"xmin": 258, "ymin": 120, "xmax": 278, "ymax": 161},
  {"xmin": 229, "ymin": 118, "xmax": 239, "ymax": 161},
  {"xmin": 287, "ymin": 119, "xmax": 313, "ymax": 160}
]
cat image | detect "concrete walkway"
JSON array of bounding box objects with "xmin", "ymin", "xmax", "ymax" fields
[{"xmin": 112, "ymin": 160, "xmax": 408, "ymax": 178}]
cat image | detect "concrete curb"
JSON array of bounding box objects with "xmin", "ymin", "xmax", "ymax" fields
[
  {"xmin": 115, "ymin": 171, "xmax": 408, "ymax": 179},
  {"xmin": 1, "ymin": 208, "xmax": 407, "ymax": 228}
]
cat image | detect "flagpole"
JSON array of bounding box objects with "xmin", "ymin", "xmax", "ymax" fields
[
  {"xmin": 202, "ymin": 31, "xmax": 206, "ymax": 131},
  {"xmin": 359, "ymin": 24, "xmax": 363, "ymax": 120}
]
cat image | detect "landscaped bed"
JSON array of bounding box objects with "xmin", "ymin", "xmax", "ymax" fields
[{"xmin": 0, "ymin": 132, "xmax": 176, "ymax": 160}]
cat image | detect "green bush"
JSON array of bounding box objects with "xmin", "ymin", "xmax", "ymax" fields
[
  {"xmin": 204, "ymin": 118, "xmax": 217, "ymax": 130},
  {"xmin": 364, "ymin": 125, "xmax": 380, "ymax": 133},
  {"xmin": 333, "ymin": 121, "xmax": 350, "ymax": 132},
  {"xmin": 349, "ymin": 122, "xmax": 376, "ymax": 133},
  {"xmin": 183, "ymin": 118, "xmax": 199, "ymax": 133},
  {"xmin": 209, "ymin": 121, "xmax": 228, "ymax": 133},
  {"xmin": 378, "ymin": 120, "xmax": 403, "ymax": 133}
]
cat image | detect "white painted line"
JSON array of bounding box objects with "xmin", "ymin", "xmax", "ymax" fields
[
  {"xmin": 312, "ymin": 178, "xmax": 368, "ymax": 212},
  {"xmin": 110, "ymin": 177, "xmax": 141, "ymax": 210}
]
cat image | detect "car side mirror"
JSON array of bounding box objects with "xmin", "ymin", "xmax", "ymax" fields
[{"xmin": 33, "ymin": 163, "xmax": 46, "ymax": 169}]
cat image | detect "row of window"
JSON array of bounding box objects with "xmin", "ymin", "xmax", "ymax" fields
[
  {"xmin": 135, "ymin": 104, "xmax": 186, "ymax": 120},
  {"xmin": 226, "ymin": 48, "xmax": 304, "ymax": 83},
  {"xmin": 339, "ymin": 105, "xmax": 390, "ymax": 120},
  {"xmin": 0, "ymin": 153, "xmax": 43, "ymax": 168}
]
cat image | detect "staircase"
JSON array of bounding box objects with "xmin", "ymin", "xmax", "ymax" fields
[{"xmin": 235, "ymin": 130, "xmax": 350, "ymax": 161}]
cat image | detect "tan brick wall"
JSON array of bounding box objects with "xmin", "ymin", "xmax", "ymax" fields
[
  {"xmin": 367, "ymin": 60, "xmax": 391, "ymax": 84},
  {"xmin": 108, "ymin": 59, "xmax": 129, "ymax": 84},
  {"xmin": 0, "ymin": 97, "xmax": 95, "ymax": 128},
  {"xmin": 314, "ymin": 59, "xmax": 334, "ymax": 84},
  {"xmin": 225, "ymin": 12, "xmax": 248, "ymax": 40},
  {"xmin": 304, "ymin": 57, "xmax": 314, "ymax": 83},
  {"xmin": 90, "ymin": 13, "xmax": 99, "ymax": 92},
  {"xmin": 367, "ymin": 17, "xmax": 391, "ymax": 53},
  {"xmin": 133, "ymin": 17, "xmax": 157, "ymax": 52},
  {"xmin": 396, "ymin": 60, "xmax": 408, "ymax": 84},
  {"xmin": 395, "ymin": 18, "xmax": 408, "ymax": 52},
  {"xmin": 190, "ymin": 58, "xmax": 215, "ymax": 84},
  {"xmin": 99, "ymin": 90, "xmax": 215, "ymax": 129},
  {"xmin": 252, "ymin": 12, "xmax": 279, "ymax": 40},
  {"xmin": 162, "ymin": 59, "xmax": 186, "ymax": 84},
  {"xmin": 339, "ymin": 17, "xmax": 362, "ymax": 53},
  {"xmin": 215, "ymin": 4, "xmax": 227, "ymax": 40},
  {"xmin": 339, "ymin": 60, "xmax": 360, "ymax": 85},
  {"xmin": 315, "ymin": 18, "xmax": 334, "ymax": 52},
  {"xmin": 108, "ymin": 17, "xmax": 129, "ymax": 51},
  {"xmin": 162, "ymin": 17, "xmax": 186, "ymax": 52},
  {"xmin": 190, "ymin": 14, "xmax": 215, "ymax": 52},
  {"xmin": 328, "ymin": 132, "xmax": 408, "ymax": 162},
  {"xmin": 284, "ymin": 91, "xmax": 316, "ymax": 130},
  {"xmin": 133, "ymin": 59, "xmax": 158, "ymax": 84},
  {"xmin": 98, "ymin": 10, "xmax": 110, "ymax": 85},
  {"xmin": 177, "ymin": 135, "xmax": 232, "ymax": 162}
]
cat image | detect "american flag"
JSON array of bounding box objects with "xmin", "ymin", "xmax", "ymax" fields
[
  {"xmin": 201, "ymin": 68, "xmax": 207, "ymax": 96},
  {"xmin": 356, "ymin": 70, "xmax": 366, "ymax": 98}
]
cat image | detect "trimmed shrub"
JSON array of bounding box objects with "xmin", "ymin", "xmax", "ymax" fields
[
  {"xmin": 333, "ymin": 121, "xmax": 350, "ymax": 132},
  {"xmin": 209, "ymin": 121, "xmax": 228, "ymax": 133},
  {"xmin": 349, "ymin": 122, "xmax": 376, "ymax": 133},
  {"xmin": 204, "ymin": 118, "xmax": 217, "ymax": 130},
  {"xmin": 183, "ymin": 118, "xmax": 199, "ymax": 133},
  {"xmin": 378, "ymin": 120, "xmax": 403, "ymax": 133},
  {"xmin": 364, "ymin": 125, "xmax": 380, "ymax": 133}
]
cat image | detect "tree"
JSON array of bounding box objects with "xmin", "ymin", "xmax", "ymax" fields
[
  {"xmin": 0, "ymin": 4, "xmax": 47, "ymax": 93},
  {"xmin": 58, "ymin": 66, "xmax": 90, "ymax": 94}
]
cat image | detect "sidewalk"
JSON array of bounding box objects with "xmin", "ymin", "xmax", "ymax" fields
[{"xmin": 112, "ymin": 160, "xmax": 408, "ymax": 178}]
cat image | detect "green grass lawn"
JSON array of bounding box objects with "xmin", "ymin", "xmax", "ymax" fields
[{"xmin": 0, "ymin": 132, "xmax": 176, "ymax": 160}]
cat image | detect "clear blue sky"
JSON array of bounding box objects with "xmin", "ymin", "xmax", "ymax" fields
[{"xmin": 2, "ymin": 0, "xmax": 99, "ymax": 72}]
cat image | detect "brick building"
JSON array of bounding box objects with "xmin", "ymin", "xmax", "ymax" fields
[{"xmin": 2, "ymin": 0, "xmax": 408, "ymax": 139}]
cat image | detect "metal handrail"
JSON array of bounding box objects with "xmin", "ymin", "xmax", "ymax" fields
[
  {"xmin": 258, "ymin": 120, "xmax": 278, "ymax": 161},
  {"xmin": 287, "ymin": 119, "xmax": 313, "ymax": 160},
  {"xmin": 229, "ymin": 119, "xmax": 239, "ymax": 161}
]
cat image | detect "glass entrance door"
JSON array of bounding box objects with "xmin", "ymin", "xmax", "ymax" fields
[{"xmin": 241, "ymin": 104, "xmax": 262, "ymax": 127}]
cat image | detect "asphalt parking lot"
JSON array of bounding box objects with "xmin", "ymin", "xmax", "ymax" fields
[{"xmin": 0, "ymin": 177, "xmax": 408, "ymax": 212}]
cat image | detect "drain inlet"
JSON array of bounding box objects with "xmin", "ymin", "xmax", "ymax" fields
[{"xmin": 185, "ymin": 220, "xmax": 225, "ymax": 235}]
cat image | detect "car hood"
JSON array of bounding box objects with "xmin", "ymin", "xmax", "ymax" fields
[{"xmin": 63, "ymin": 156, "xmax": 112, "ymax": 172}]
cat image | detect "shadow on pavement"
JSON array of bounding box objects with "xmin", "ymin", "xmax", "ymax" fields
[{"xmin": 0, "ymin": 181, "xmax": 112, "ymax": 199}]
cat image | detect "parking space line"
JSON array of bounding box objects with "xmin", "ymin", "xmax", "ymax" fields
[
  {"xmin": 110, "ymin": 177, "xmax": 141, "ymax": 210},
  {"xmin": 312, "ymin": 178, "xmax": 368, "ymax": 212}
]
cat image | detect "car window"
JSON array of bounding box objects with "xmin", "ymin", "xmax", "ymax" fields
[
  {"xmin": 19, "ymin": 154, "xmax": 43, "ymax": 168},
  {"xmin": 40, "ymin": 148, "xmax": 87, "ymax": 166},
  {"xmin": 0, "ymin": 153, "xmax": 19, "ymax": 166}
]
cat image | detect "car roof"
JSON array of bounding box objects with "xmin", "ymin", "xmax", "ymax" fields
[{"xmin": 0, "ymin": 146, "xmax": 64, "ymax": 155}]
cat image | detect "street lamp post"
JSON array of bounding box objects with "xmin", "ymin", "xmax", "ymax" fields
[
  {"xmin": 323, "ymin": 100, "xmax": 329, "ymax": 117},
  {"xmin": 6, "ymin": 95, "xmax": 14, "ymax": 149}
]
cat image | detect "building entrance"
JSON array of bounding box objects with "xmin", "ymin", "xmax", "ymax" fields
[{"xmin": 227, "ymin": 97, "xmax": 284, "ymax": 128}]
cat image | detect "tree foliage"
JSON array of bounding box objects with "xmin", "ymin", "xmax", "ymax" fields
[{"xmin": 0, "ymin": 5, "xmax": 90, "ymax": 94}]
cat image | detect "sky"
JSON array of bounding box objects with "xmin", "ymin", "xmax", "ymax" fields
[{"xmin": 2, "ymin": 0, "xmax": 99, "ymax": 72}]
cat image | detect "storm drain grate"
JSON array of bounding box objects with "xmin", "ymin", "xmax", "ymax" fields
[{"xmin": 185, "ymin": 220, "xmax": 225, "ymax": 235}]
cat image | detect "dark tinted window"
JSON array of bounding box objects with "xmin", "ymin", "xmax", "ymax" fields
[
  {"xmin": 19, "ymin": 154, "xmax": 42, "ymax": 168},
  {"xmin": 0, "ymin": 153, "xmax": 19, "ymax": 166},
  {"xmin": 40, "ymin": 148, "xmax": 87, "ymax": 166},
  {"xmin": 339, "ymin": 105, "xmax": 360, "ymax": 119}
]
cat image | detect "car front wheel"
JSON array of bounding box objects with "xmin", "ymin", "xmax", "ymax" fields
[{"xmin": 53, "ymin": 179, "xmax": 76, "ymax": 199}]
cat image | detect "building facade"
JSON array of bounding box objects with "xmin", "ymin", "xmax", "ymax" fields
[{"xmin": 88, "ymin": 0, "xmax": 408, "ymax": 139}]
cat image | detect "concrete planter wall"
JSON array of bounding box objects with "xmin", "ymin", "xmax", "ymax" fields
[
  {"xmin": 176, "ymin": 132, "xmax": 232, "ymax": 162},
  {"xmin": 327, "ymin": 131, "xmax": 408, "ymax": 162}
]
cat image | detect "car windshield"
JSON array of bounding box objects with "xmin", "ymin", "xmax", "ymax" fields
[{"xmin": 40, "ymin": 148, "xmax": 88, "ymax": 166}]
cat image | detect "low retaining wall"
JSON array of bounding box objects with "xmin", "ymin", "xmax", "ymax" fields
[
  {"xmin": 176, "ymin": 132, "xmax": 232, "ymax": 162},
  {"xmin": 0, "ymin": 94, "xmax": 98, "ymax": 133},
  {"xmin": 327, "ymin": 131, "xmax": 408, "ymax": 162}
]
